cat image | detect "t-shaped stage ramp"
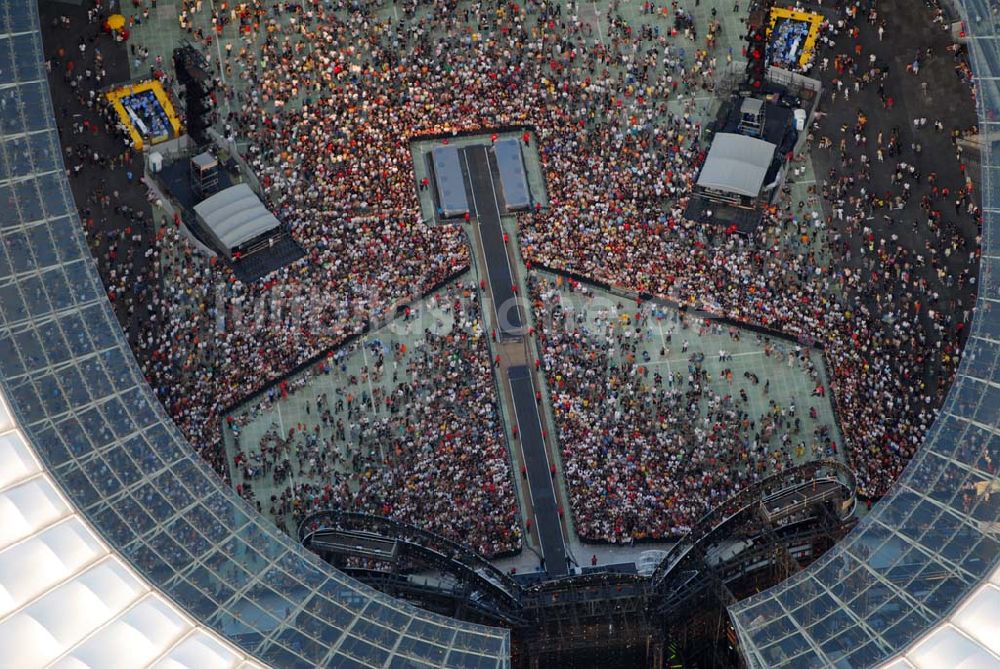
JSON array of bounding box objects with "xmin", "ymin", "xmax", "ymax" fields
[
  {"xmin": 508, "ymin": 365, "xmax": 568, "ymax": 577},
  {"xmin": 463, "ymin": 144, "xmax": 525, "ymax": 338}
]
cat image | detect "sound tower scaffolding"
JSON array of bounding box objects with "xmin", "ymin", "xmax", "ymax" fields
[
  {"xmin": 516, "ymin": 574, "xmax": 660, "ymax": 669},
  {"xmin": 650, "ymin": 461, "xmax": 857, "ymax": 668},
  {"xmin": 745, "ymin": 0, "xmax": 775, "ymax": 90},
  {"xmin": 173, "ymin": 43, "xmax": 217, "ymax": 145}
]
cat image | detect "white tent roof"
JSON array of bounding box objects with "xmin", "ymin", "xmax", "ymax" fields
[
  {"xmin": 0, "ymin": 395, "xmax": 268, "ymax": 669},
  {"xmin": 193, "ymin": 184, "xmax": 280, "ymax": 251},
  {"xmin": 696, "ymin": 132, "xmax": 777, "ymax": 197}
]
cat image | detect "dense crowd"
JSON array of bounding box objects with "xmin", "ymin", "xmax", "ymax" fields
[
  {"xmin": 513, "ymin": 2, "xmax": 978, "ymax": 501},
  {"xmin": 61, "ymin": 0, "xmax": 979, "ymax": 544},
  {"xmin": 227, "ymin": 283, "xmax": 521, "ymax": 557},
  {"xmin": 141, "ymin": 0, "xmax": 727, "ymax": 449},
  {"xmin": 529, "ymin": 275, "xmax": 839, "ymax": 542}
]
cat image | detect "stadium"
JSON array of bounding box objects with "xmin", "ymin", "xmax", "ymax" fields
[{"xmin": 0, "ymin": 0, "xmax": 996, "ymax": 667}]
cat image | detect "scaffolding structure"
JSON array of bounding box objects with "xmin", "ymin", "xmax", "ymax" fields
[{"xmin": 299, "ymin": 461, "xmax": 857, "ymax": 668}]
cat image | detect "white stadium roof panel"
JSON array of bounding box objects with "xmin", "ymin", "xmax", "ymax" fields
[
  {"xmin": 0, "ymin": 476, "xmax": 70, "ymax": 548},
  {"xmin": 880, "ymin": 659, "xmax": 916, "ymax": 669},
  {"xmin": 952, "ymin": 584, "xmax": 1000, "ymax": 658},
  {"xmin": 150, "ymin": 633, "xmax": 250, "ymax": 669},
  {"xmin": 49, "ymin": 596, "xmax": 189, "ymax": 669},
  {"xmin": 905, "ymin": 626, "xmax": 1000, "ymax": 669},
  {"xmin": 0, "ymin": 395, "xmax": 269, "ymax": 669},
  {"xmin": 0, "ymin": 430, "xmax": 37, "ymax": 489},
  {"xmin": 0, "ymin": 520, "xmax": 102, "ymax": 616}
]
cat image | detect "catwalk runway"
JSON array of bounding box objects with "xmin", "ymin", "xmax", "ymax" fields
[
  {"xmin": 508, "ymin": 365, "xmax": 568, "ymax": 577},
  {"xmin": 464, "ymin": 145, "xmax": 525, "ymax": 338}
]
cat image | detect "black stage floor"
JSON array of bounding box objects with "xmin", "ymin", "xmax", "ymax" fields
[
  {"xmin": 463, "ymin": 145, "xmax": 524, "ymax": 338},
  {"xmin": 508, "ymin": 365, "xmax": 568, "ymax": 578},
  {"xmin": 231, "ymin": 235, "xmax": 306, "ymax": 284}
]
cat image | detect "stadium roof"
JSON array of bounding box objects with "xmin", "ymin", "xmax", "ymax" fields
[
  {"xmin": 2, "ymin": 0, "xmax": 999, "ymax": 668},
  {"xmin": 695, "ymin": 132, "xmax": 776, "ymax": 197},
  {"xmin": 0, "ymin": 4, "xmax": 509, "ymax": 668},
  {"xmin": 193, "ymin": 183, "xmax": 281, "ymax": 251},
  {"xmin": 0, "ymin": 394, "xmax": 265, "ymax": 669},
  {"xmin": 880, "ymin": 562, "xmax": 1000, "ymax": 669}
]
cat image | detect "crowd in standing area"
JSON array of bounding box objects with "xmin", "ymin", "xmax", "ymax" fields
[
  {"xmin": 55, "ymin": 0, "xmax": 981, "ymax": 543},
  {"xmin": 227, "ymin": 282, "xmax": 522, "ymax": 557},
  {"xmin": 529, "ymin": 274, "xmax": 838, "ymax": 543},
  {"xmin": 117, "ymin": 0, "xmax": 727, "ymax": 472},
  {"xmin": 514, "ymin": 1, "xmax": 979, "ymax": 501}
]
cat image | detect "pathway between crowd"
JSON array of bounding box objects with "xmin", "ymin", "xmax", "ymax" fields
[{"xmin": 464, "ymin": 143, "xmax": 571, "ymax": 577}]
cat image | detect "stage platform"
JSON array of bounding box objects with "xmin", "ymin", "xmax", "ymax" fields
[
  {"xmin": 683, "ymin": 196, "xmax": 764, "ymax": 235},
  {"xmin": 508, "ymin": 365, "xmax": 569, "ymax": 578},
  {"xmin": 464, "ymin": 145, "xmax": 525, "ymax": 338},
  {"xmin": 431, "ymin": 146, "xmax": 470, "ymax": 218},
  {"xmin": 156, "ymin": 159, "xmax": 304, "ymax": 283},
  {"xmin": 230, "ymin": 235, "xmax": 306, "ymax": 283}
]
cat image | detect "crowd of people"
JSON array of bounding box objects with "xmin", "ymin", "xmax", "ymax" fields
[
  {"xmin": 529, "ymin": 274, "xmax": 839, "ymax": 542},
  {"xmin": 511, "ymin": 2, "xmax": 979, "ymax": 501},
  {"xmin": 140, "ymin": 0, "xmax": 729, "ymax": 452},
  {"xmin": 58, "ymin": 0, "xmax": 980, "ymax": 546},
  {"xmin": 226, "ymin": 282, "xmax": 522, "ymax": 557}
]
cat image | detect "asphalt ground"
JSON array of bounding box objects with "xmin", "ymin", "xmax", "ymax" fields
[
  {"xmin": 39, "ymin": 1, "xmax": 158, "ymax": 343},
  {"xmin": 508, "ymin": 364, "xmax": 569, "ymax": 577},
  {"xmin": 805, "ymin": 0, "xmax": 980, "ymax": 386}
]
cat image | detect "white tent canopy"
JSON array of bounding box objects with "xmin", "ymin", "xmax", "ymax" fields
[
  {"xmin": 193, "ymin": 183, "xmax": 281, "ymax": 252},
  {"xmin": 696, "ymin": 133, "xmax": 778, "ymax": 198}
]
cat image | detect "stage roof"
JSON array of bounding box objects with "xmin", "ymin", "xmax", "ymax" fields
[
  {"xmin": 193, "ymin": 183, "xmax": 281, "ymax": 250},
  {"xmin": 696, "ymin": 133, "xmax": 777, "ymax": 197},
  {"xmin": 494, "ymin": 138, "xmax": 531, "ymax": 210},
  {"xmin": 431, "ymin": 146, "xmax": 470, "ymax": 217}
]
